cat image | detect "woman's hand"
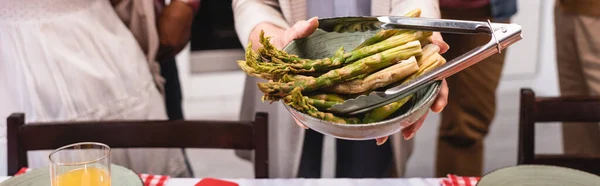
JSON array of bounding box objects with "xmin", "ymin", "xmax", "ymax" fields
[
  {"xmin": 248, "ymin": 17, "xmax": 319, "ymax": 129},
  {"xmin": 250, "ymin": 17, "xmax": 320, "ymax": 51}
]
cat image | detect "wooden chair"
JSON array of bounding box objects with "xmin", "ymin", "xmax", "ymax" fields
[
  {"xmin": 6, "ymin": 112, "xmax": 269, "ymax": 178},
  {"xmin": 518, "ymin": 88, "xmax": 600, "ymax": 175}
]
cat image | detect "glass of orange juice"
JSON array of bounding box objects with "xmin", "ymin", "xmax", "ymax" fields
[{"xmin": 49, "ymin": 142, "xmax": 111, "ymax": 186}]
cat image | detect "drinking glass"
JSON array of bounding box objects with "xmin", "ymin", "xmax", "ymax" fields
[{"xmin": 49, "ymin": 142, "xmax": 111, "ymax": 186}]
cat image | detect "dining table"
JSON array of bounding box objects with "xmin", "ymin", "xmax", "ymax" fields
[
  {"xmin": 0, "ymin": 176, "xmax": 445, "ymax": 186},
  {"xmin": 168, "ymin": 177, "xmax": 443, "ymax": 186}
]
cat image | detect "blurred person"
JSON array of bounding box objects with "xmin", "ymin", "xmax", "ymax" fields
[
  {"xmin": 234, "ymin": 0, "xmax": 449, "ymax": 178},
  {"xmin": 0, "ymin": 0, "xmax": 190, "ymax": 177},
  {"xmin": 554, "ymin": 0, "xmax": 600, "ymax": 155},
  {"xmin": 113, "ymin": 0, "xmax": 198, "ymax": 120},
  {"xmin": 155, "ymin": 0, "xmax": 197, "ymax": 121},
  {"xmin": 435, "ymin": 0, "xmax": 517, "ymax": 177},
  {"xmin": 112, "ymin": 0, "xmax": 200, "ymax": 176}
]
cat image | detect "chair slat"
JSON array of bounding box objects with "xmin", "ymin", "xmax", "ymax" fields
[
  {"xmin": 534, "ymin": 97, "xmax": 600, "ymax": 122},
  {"xmin": 518, "ymin": 88, "xmax": 600, "ymax": 175},
  {"xmin": 6, "ymin": 112, "xmax": 269, "ymax": 178},
  {"xmin": 21, "ymin": 121, "xmax": 255, "ymax": 150}
]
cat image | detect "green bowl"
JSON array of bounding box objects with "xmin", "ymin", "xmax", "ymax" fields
[
  {"xmin": 477, "ymin": 165, "xmax": 600, "ymax": 186},
  {"xmin": 281, "ymin": 29, "xmax": 441, "ymax": 140},
  {"xmin": 0, "ymin": 164, "xmax": 143, "ymax": 186}
]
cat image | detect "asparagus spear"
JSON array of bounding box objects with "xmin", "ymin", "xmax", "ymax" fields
[
  {"xmin": 345, "ymin": 31, "xmax": 432, "ymax": 63},
  {"xmin": 238, "ymin": 48, "xmax": 347, "ymax": 80},
  {"xmin": 405, "ymin": 45, "xmax": 444, "ymax": 81},
  {"xmin": 288, "ymin": 46, "xmax": 346, "ymax": 71},
  {"xmin": 258, "ymin": 40, "xmax": 424, "ymax": 101},
  {"xmin": 259, "ymin": 30, "xmax": 348, "ymax": 65},
  {"xmin": 347, "ymin": 23, "xmax": 364, "ymax": 33},
  {"xmin": 237, "ymin": 43, "xmax": 291, "ymax": 80},
  {"xmin": 308, "ymin": 94, "xmax": 346, "ymax": 103},
  {"xmin": 284, "ymin": 88, "xmax": 360, "ymax": 124},
  {"xmin": 352, "ymin": 8, "xmax": 423, "ymax": 51},
  {"xmin": 362, "ymin": 48, "xmax": 446, "ymax": 123},
  {"xmin": 362, "ymin": 95, "xmax": 413, "ymax": 123},
  {"xmin": 306, "ymin": 93, "xmax": 345, "ymax": 110},
  {"xmin": 258, "ymin": 31, "xmax": 303, "ymax": 63},
  {"xmin": 279, "ymin": 74, "xmax": 314, "ymax": 83},
  {"xmin": 362, "ymin": 23, "xmax": 374, "ymax": 32},
  {"xmin": 333, "ymin": 24, "xmax": 345, "ymax": 33},
  {"xmin": 327, "ymin": 56, "xmax": 419, "ymax": 94},
  {"xmin": 416, "ymin": 44, "xmax": 440, "ymax": 66},
  {"xmin": 239, "ymin": 33, "xmax": 350, "ymax": 78},
  {"xmin": 245, "ymin": 29, "xmax": 431, "ymax": 80},
  {"xmin": 306, "ymin": 97, "xmax": 341, "ymax": 110}
]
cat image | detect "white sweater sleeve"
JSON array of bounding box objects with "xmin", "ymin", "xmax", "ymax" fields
[
  {"xmin": 232, "ymin": 0, "xmax": 291, "ymax": 47},
  {"xmin": 390, "ymin": 0, "xmax": 441, "ymax": 18}
]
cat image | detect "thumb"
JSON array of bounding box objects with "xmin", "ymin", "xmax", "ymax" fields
[{"xmin": 280, "ymin": 17, "xmax": 319, "ymax": 47}]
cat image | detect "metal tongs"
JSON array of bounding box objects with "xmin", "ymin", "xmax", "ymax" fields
[{"xmin": 317, "ymin": 16, "xmax": 523, "ymax": 115}]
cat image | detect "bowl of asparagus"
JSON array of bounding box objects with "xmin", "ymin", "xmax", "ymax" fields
[{"xmin": 237, "ymin": 9, "xmax": 447, "ymax": 140}]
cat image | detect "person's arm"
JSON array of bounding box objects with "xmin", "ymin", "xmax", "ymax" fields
[
  {"xmin": 155, "ymin": 0, "xmax": 198, "ymax": 60},
  {"xmin": 233, "ymin": 0, "xmax": 291, "ymax": 50},
  {"xmin": 174, "ymin": 0, "xmax": 201, "ymax": 13}
]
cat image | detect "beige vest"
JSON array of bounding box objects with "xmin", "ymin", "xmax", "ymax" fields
[{"xmin": 110, "ymin": 0, "xmax": 165, "ymax": 95}]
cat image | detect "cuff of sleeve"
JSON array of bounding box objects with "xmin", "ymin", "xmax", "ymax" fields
[{"xmin": 234, "ymin": 3, "xmax": 290, "ymax": 48}]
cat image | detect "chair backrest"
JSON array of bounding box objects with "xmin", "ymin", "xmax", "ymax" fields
[
  {"xmin": 518, "ymin": 88, "xmax": 600, "ymax": 175},
  {"xmin": 6, "ymin": 112, "xmax": 269, "ymax": 178}
]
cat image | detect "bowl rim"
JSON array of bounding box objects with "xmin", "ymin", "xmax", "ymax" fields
[{"xmin": 282, "ymin": 80, "xmax": 442, "ymax": 127}]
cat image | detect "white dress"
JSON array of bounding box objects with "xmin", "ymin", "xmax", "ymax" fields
[{"xmin": 0, "ymin": 0, "xmax": 188, "ymax": 176}]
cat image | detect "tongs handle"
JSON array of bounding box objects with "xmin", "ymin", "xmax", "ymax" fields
[
  {"xmin": 377, "ymin": 16, "xmax": 492, "ymax": 34},
  {"xmin": 379, "ymin": 19, "xmax": 522, "ymax": 99}
]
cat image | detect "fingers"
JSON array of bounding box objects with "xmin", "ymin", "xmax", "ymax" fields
[
  {"xmin": 295, "ymin": 16, "xmax": 319, "ymax": 38},
  {"xmin": 431, "ymin": 79, "xmax": 448, "ymax": 113},
  {"xmin": 293, "ymin": 117, "xmax": 309, "ymax": 129},
  {"xmin": 395, "ymin": 79, "xmax": 447, "ymax": 141},
  {"xmin": 280, "ymin": 17, "xmax": 319, "ymax": 48},
  {"xmin": 376, "ymin": 136, "xmax": 389, "ymax": 146},
  {"xmin": 401, "ymin": 111, "xmax": 429, "ymax": 140},
  {"xmin": 431, "ymin": 32, "xmax": 449, "ymax": 54}
]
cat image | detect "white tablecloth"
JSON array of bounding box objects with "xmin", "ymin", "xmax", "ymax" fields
[
  {"xmin": 166, "ymin": 178, "xmax": 441, "ymax": 186},
  {"xmin": 0, "ymin": 177, "xmax": 442, "ymax": 186}
]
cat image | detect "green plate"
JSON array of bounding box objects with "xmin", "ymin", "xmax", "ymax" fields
[
  {"xmin": 0, "ymin": 164, "xmax": 143, "ymax": 186},
  {"xmin": 477, "ymin": 165, "xmax": 600, "ymax": 186}
]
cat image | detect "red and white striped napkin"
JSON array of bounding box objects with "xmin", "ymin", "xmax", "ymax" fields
[
  {"xmin": 15, "ymin": 167, "xmax": 170, "ymax": 186},
  {"xmin": 138, "ymin": 173, "xmax": 170, "ymax": 186},
  {"xmin": 15, "ymin": 168, "xmax": 31, "ymax": 175},
  {"xmin": 440, "ymin": 174, "xmax": 481, "ymax": 186}
]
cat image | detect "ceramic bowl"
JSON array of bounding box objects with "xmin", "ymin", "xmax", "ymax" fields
[
  {"xmin": 0, "ymin": 164, "xmax": 142, "ymax": 186},
  {"xmin": 281, "ymin": 29, "xmax": 441, "ymax": 140}
]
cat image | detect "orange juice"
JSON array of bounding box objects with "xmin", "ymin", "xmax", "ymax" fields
[{"xmin": 53, "ymin": 167, "xmax": 110, "ymax": 186}]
